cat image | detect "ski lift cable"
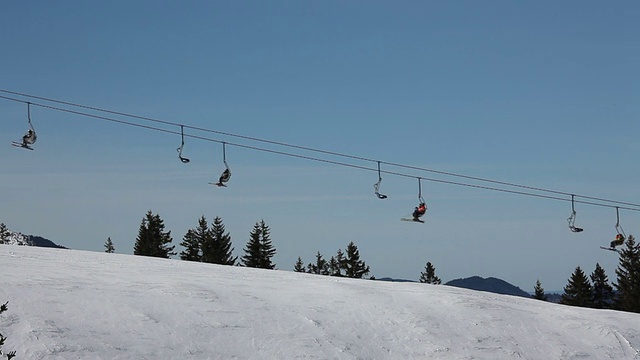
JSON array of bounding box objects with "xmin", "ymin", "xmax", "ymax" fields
[
  {"xmin": 1, "ymin": 93, "xmax": 639, "ymax": 212},
  {"xmin": 2, "ymin": 89, "xmax": 640, "ymax": 209},
  {"xmin": 0, "ymin": 90, "xmax": 588, "ymax": 195},
  {"xmin": 1, "ymin": 92, "xmax": 640, "ymax": 212},
  {"xmin": 3, "ymin": 90, "xmax": 639, "ymax": 210},
  {"xmin": 0, "ymin": 89, "xmax": 374, "ymax": 162}
]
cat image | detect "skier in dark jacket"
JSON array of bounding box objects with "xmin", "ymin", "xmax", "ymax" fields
[{"xmin": 214, "ymin": 168, "xmax": 231, "ymax": 187}]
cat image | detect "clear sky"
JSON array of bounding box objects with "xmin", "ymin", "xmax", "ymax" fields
[{"xmin": 1, "ymin": 1, "xmax": 639, "ymax": 291}]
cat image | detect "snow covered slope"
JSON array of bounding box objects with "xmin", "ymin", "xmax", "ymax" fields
[{"xmin": 0, "ymin": 245, "xmax": 638, "ymax": 359}]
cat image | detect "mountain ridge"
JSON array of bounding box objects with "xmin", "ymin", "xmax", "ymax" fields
[
  {"xmin": 378, "ymin": 276, "xmax": 531, "ymax": 298},
  {"xmin": 445, "ymin": 275, "xmax": 531, "ymax": 297},
  {"xmin": 1, "ymin": 230, "xmax": 67, "ymax": 249}
]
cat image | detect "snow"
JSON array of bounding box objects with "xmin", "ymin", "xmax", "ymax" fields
[{"xmin": 1, "ymin": 246, "xmax": 639, "ymax": 360}]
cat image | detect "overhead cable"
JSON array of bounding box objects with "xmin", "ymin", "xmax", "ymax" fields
[{"xmin": 1, "ymin": 90, "xmax": 639, "ymax": 212}]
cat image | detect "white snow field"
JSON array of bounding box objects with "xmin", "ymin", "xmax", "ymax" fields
[{"xmin": 1, "ymin": 246, "xmax": 638, "ymax": 360}]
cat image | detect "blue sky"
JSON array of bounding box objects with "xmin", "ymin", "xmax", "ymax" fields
[{"xmin": 2, "ymin": 1, "xmax": 639, "ymax": 290}]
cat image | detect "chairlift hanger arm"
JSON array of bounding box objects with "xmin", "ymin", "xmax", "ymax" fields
[
  {"xmin": 567, "ymin": 195, "xmax": 583, "ymax": 232},
  {"xmin": 373, "ymin": 161, "xmax": 387, "ymax": 199},
  {"xmin": 222, "ymin": 142, "xmax": 230, "ymax": 169},
  {"xmin": 27, "ymin": 102, "xmax": 35, "ymax": 129},
  {"xmin": 615, "ymin": 207, "xmax": 626, "ymax": 237},
  {"xmin": 177, "ymin": 125, "xmax": 190, "ymax": 163}
]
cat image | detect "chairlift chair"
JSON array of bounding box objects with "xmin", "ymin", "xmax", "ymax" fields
[{"xmin": 11, "ymin": 102, "xmax": 37, "ymax": 150}]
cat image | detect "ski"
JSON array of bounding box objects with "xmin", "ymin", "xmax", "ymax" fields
[
  {"xmin": 11, "ymin": 142, "xmax": 34, "ymax": 150},
  {"xmin": 401, "ymin": 218, "xmax": 424, "ymax": 224},
  {"xmin": 600, "ymin": 246, "xmax": 620, "ymax": 254}
]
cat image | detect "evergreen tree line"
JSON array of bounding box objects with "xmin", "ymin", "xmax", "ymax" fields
[
  {"xmin": 128, "ymin": 210, "xmax": 439, "ymax": 281},
  {"xmin": 534, "ymin": 235, "xmax": 640, "ymax": 313},
  {"xmin": 126, "ymin": 210, "xmax": 376, "ymax": 275},
  {"xmin": 293, "ymin": 242, "xmax": 371, "ymax": 279},
  {"xmin": 129, "ymin": 210, "xmax": 276, "ymax": 269}
]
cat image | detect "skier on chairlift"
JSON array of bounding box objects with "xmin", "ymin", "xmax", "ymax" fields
[
  {"xmin": 13, "ymin": 128, "xmax": 37, "ymax": 150},
  {"xmin": 22, "ymin": 129, "xmax": 36, "ymax": 146},
  {"xmin": 610, "ymin": 233, "xmax": 625, "ymax": 249},
  {"xmin": 214, "ymin": 168, "xmax": 231, "ymax": 187},
  {"xmin": 413, "ymin": 202, "xmax": 427, "ymax": 222},
  {"xmin": 13, "ymin": 103, "xmax": 37, "ymax": 150},
  {"xmin": 606, "ymin": 207, "xmax": 627, "ymax": 250}
]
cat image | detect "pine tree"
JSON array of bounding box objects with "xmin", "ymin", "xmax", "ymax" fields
[
  {"xmin": 0, "ymin": 223, "xmax": 9, "ymax": 244},
  {"xmin": 532, "ymin": 279, "xmax": 548, "ymax": 301},
  {"xmin": 104, "ymin": 237, "xmax": 115, "ymax": 253},
  {"xmin": 329, "ymin": 249, "xmax": 345, "ymax": 277},
  {"xmin": 341, "ymin": 242, "xmax": 370, "ymax": 278},
  {"xmin": 590, "ymin": 263, "xmax": 614, "ymax": 309},
  {"xmin": 195, "ymin": 216, "xmax": 214, "ymax": 263},
  {"xmin": 242, "ymin": 220, "xmax": 276, "ymax": 269},
  {"xmin": 242, "ymin": 222, "xmax": 262, "ymax": 268},
  {"xmin": 307, "ymin": 251, "xmax": 330, "ymax": 275},
  {"xmin": 257, "ymin": 220, "xmax": 276, "ymax": 269},
  {"xmin": 294, "ymin": 256, "xmax": 306, "ymax": 272},
  {"xmin": 133, "ymin": 210, "xmax": 176, "ymax": 258},
  {"xmin": 419, "ymin": 262, "xmax": 442, "ymax": 284},
  {"xmin": 207, "ymin": 216, "xmax": 237, "ymax": 265},
  {"xmin": 560, "ymin": 266, "xmax": 593, "ymax": 308},
  {"xmin": 0, "ymin": 223, "xmax": 10, "ymax": 244},
  {"xmin": 179, "ymin": 229, "xmax": 201, "ymax": 261},
  {"xmin": 614, "ymin": 235, "xmax": 640, "ymax": 312},
  {"xmin": 0, "ymin": 301, "xmax": 16, "ymax": 360}
]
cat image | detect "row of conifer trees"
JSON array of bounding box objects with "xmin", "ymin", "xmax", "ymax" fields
[
  {"xmin": 128, "ymin": 210, "xmax": 277, "ymax": 269},
  {"xmin": 533, "ymin": 235, "xmax": 640, "ymax": 313},
  {"xmin": 106, "ymin": 211, "xmax": 437, "ymax": 281},
  {"xmin": 126, "ymin": 210, "xmax": 375, "ymax": 279},
  {"xmin": 124, "ymin": 210, "xmax": 432, "ymax": 282},
  {"xmin": 108, "ymin": 211, "xmax": 640, "ymax": 313}
]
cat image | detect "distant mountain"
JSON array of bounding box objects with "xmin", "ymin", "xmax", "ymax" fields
[
  {"xmin": 28, "ymin": 235, "xmax": 68, "ymax": 249},
  {"xmin": 378, "ymin": 276, "xmax": 532, "ymax": 299},
  {"xmin": 1, "ymin": 230, "xmax": 67, "ymax": 249},
  {"xmin": 445, "ymin": 276, "xmax": 530, "ymax": 298},
  {"xmin": 545, "ymin": 293, "xmax": 562, "ymax": 303}
]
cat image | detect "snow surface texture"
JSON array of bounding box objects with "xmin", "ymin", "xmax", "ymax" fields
[{"xmin": 1, "ymin": 246, "xmax": 639, "ymax": 360}]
